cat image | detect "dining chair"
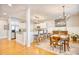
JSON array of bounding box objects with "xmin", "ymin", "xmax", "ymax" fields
[{"xmin": 50, "ymin": 36, "xmax": 64, "ymax": 53}]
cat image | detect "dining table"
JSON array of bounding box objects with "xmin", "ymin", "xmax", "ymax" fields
[{"xmin": 50, "ymin": 34, "xmax": 69, "ymax": 52}]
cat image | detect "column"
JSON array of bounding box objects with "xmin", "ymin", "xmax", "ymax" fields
[
  {"xmin": 25, "ymin": 8, "xmax": 31, "ymax": 47},
  {"xmin": 8, "ymin": 17, "xmax": 11, "ymax": 40}
]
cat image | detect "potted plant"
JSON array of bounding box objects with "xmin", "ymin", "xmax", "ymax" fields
[{"xmin": 71, "ymin": 33, "xmax": 79, "ymax": 42}]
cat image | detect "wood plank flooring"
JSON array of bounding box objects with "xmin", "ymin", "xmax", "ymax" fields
[{"xmin": 0, "ymin": 39, "xmax": 56, "ymax": 55}]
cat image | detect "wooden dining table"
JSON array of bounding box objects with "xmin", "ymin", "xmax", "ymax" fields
[{"xmin": 50, "ymin": 35, "xmax": 69, "ymax": 52}]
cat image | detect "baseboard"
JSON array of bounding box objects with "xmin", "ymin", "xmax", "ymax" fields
[{"xmin": 0, "ymin": 38, "xmax": 8, "ymax": 40}]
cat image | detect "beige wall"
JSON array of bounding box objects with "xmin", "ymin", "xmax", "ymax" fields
[{"xmin": 67, "ymin": 15, "xmax": 79, "ymax": 34}]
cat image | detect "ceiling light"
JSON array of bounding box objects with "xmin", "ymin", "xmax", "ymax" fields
[
  {"xmin": 8, "ymin": 4, "xmax": 12, "ymax": 7},
  {"xmin": 3, "ymin": 13, "xmax": 7, "ymax": 15}
]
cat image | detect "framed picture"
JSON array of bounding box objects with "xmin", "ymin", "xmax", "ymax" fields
[{"xmin": 55, "ymin": 19, "xmax": 66, "ymax": 27}]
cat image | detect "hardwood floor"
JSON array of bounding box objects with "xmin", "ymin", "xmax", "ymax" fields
[{"xmin": 0, "ymin": 39, "xmax": 56, "ymax": 55}]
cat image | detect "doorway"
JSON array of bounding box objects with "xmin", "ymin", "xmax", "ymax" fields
[{"xmin": 11, "ymin": 25, "xmax": 16, "ymax": 39}]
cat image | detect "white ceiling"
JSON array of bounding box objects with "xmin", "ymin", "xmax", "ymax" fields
[
  {"xmin": 31, "ymin": 4, "xmax": 79, "ymax": 19},
  {"xmin": 0, "ymin": 4, "xmax": 27, "ymax": 21},
  {"xmin": 0, "ymin": 4, "xmax": 79, "ymax": 22}
]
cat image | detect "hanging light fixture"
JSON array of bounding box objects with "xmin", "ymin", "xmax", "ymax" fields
[
  {"xmin": 57, "ymin": 5, "xmax": 67, "ymax": 20},
  {"xmin": 56, "ymin": 5, "xmax": 66, "ymax": 20},
  {"xmin": 55, "ymin": 5, "xmax": 67, "ymax": 27},
  {"xmin": 62, "ymin": 6, "xmax": 65, "ymax": 19},
  {"xmin": 62, "ymin": 5, "xmax": 70, "ymax": 20}
]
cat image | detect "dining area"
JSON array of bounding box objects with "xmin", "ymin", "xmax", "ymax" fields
[
  {"xmin": 49, "ymin": 31, "xmax": 70, "ymax": 53},
  {"xmin": 31, "ymin": 4, "xmax": 79, "ymax": 55},
  {"xmin": 33, "ymin": 29, "xmax": 72, "ymax": 54}
]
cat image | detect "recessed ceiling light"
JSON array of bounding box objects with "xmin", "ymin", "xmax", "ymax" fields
[
  {"xmin": 3, "ymin": 13, "xmax": 7, "ymax": 15},
  {"xmin": 8, "ymin": 4, "xmax": 12, "ymax": 7}
]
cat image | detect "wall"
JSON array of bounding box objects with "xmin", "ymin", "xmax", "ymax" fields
[
  {"xmin": 67, "ymin": 15, "xmax": 79, "ymax": 34},
  {"xmin": 0, "ymin": 20, "xmax": 8, "ymax": 39}
]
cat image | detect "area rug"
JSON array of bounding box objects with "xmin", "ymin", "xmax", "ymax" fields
[{"xmin": 36, "ymin": 40, "xmax": 79, "ymax": 55}]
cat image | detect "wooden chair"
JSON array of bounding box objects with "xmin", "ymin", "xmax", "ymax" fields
[
  {"xmin": 50, "ymin": 36, "xmax": 64, "ymax": 53},
  {"xmin": 60, "ymin": 31, "xmax": 70, "ymax": 52}
]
